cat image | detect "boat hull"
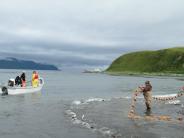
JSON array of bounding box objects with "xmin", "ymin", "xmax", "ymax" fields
[{"xmin": 0, "ymin": 78, "xmax": 44, "ymax": 95}]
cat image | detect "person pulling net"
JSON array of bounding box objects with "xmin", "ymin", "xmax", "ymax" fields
[{"xmin": 128, "ymin": 81, "xmax": 184, "ymax": 122}]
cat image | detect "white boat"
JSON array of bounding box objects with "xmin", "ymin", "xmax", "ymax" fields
[{"xmin": 0, "ymin": 78, "xmax": 44, "ymax": 95}]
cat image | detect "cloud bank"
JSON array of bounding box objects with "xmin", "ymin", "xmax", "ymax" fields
[{"xmin": 0, "ymin": 0, "xmax": 184, "ymax": 69}]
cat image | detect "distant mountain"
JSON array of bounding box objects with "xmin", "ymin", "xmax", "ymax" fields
[
  {"xmin": 107, "ymin": 47, "xmax": 184, "ymax": 74},
  {"xmin": 0, "ymin": 57, "xmax": 59, "ymax": 70}
]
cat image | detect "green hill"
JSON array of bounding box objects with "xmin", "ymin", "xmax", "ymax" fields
[{"xmin": 107, "ymin": 47, "xmax": 184, "ymax": 74}]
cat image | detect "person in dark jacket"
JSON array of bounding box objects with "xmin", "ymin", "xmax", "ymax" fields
[
  {"xmin": 20, "ymin": 71, "xmax": 26, "ymax": 87},
  {"xmin": 15, "ymin": 76, "xmax": 22, "ymax": 86}
]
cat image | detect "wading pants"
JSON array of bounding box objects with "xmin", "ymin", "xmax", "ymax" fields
[{"xmin": 143, "ymin": 91, "xmax": 152, "ymax": 110}]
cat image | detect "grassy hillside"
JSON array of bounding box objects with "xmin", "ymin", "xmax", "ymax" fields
[{"xmin": 107, "ymin": 47, "xmax": 184, "ymax": 74}]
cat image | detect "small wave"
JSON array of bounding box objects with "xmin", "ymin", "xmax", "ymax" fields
[
  {"xmin": 153, "ymin": 94, "xmax": 177, "ymax": 98},
  {"xmin": 65, "ymin": 109, "xmax": 121, "ymax": 138},
  {"xmin": 85, "ymin": 98, "xmax": 106, "ymax": 103},
  {"xmin": 73, "ymin": 119, "xmax": 92, "ymax": 129},
  {"xmin": 72, "ymin": 100, "xmax": 81, "ymax": 105},
  {"xmin": 72, "ymin": 98, "xmax": 106, "ymax": 105},
  {"xmin": 65, "ymin": 110, "xmax": 77, "ymax": 118},
  {"xmin": 97, "ymin": 127, "xmax": 119, "ymax": 137},
  {"xmin": 65, "ymin": 110, "xmax": 96, "ymax": 129},
  {"xmin": 165, "ymin": 100, "xmax": 180, "ymax": 105},
  {"xmin": 71, "ymin": 93, "xmax": 180, "ymax": 106},
  {"xmin": 124, "ymin": 96, "xmax": 131, "ymax": 99},
  {"xmin": 114, "ymin": 96, "xmax": 131, "ymax": 99},
  {"xmin": 71, "ymin": 93, "xmax": 180, "ymax": 107}
]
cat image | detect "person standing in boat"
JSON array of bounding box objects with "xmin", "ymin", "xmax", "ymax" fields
[
  {"xmin": 20, "ymin": 71, "xmax": 26, "ymax": 87},
  {"xmin": 15, "ymin": 75, "xmax": 22, "ymax": 86},
  {"xmin": 140, "ymin": 81, "xmax": 152, "ymax": 111},
  {"xmin": 32, "ymin": 71, "xmax": 39, "ymax": 88}
]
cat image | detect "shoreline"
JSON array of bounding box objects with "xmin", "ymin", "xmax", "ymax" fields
[{"xmin": 105, "ymin": 71, "xmax": 184, "ymax": 78}]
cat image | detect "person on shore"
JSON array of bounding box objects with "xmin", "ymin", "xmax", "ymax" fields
[
  {"xmin": 20, "ymin": 71, "xmax": 26, "ymax": 87},
  {"xmin": 32, "ymin": 71, "xmax": 39, "ymax": 87},
  {"xmin": 140, "ymin": 81, "xmax": 152, "ymax": 111}
]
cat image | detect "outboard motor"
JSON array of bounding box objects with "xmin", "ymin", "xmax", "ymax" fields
[
  {"xmin": 2, "ymin": 87, "xmax": 8, "ymax": 96},
  {"xmin": 8, "ymin": 78, "xmax": 15, "ymax": 87}
]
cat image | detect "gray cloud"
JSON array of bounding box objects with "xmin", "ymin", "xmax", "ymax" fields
[{"xmin": 0, "ymin": 0, "xmax": 184, "ymax": 69}]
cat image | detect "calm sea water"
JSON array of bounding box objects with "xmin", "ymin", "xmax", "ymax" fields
[{"xmin": 0, "ymin": 70, "xmax": 183, "ymax": 138}]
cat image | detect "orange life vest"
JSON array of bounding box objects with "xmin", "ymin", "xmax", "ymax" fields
[{"xmin": 34, "ymin": 73, "xmax": 38, "ymax": 80}]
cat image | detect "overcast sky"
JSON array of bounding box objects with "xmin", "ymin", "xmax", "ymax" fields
[{"xmin": 0, "ymin": 0, "xmax": 184, "ymax": 69}]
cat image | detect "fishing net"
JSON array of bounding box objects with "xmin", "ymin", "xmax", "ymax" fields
[{"xmin": 128, "ymin": 87, "xmax": 184, "ymax": 123}]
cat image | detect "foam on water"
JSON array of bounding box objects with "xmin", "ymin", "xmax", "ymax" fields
[
  {"xmin": 124, "ymin": 96, "xmax": 131, "ymax": 99},
  {"xmin": 66, "ymin": 93, "xmax": 184, "ymax": 137},
  {"xmin": 65, "ymin": 109, "xmax": 121, "ymax": 137},
  {"xmin": 85, "ymin": 98, "xmax": 106, "ymax": 103},
  {"xmin": 153, "ymin": 94, "xmax": 178, "ymax": 98},
  {"xmin": 165, "ymin": 100, "xmax": 180, "ymax": 105},
  {"xmin": 72, "ymin": 100, "xmax": 81, "ymax": 105},
  {"xmin": 71, "ymin": 93, "xmax": 179, "ymax": 106},
  {"xmin": 66, "ymin": 97, "xmax": 123, "ymax": 137},
  {"xmin": 72, "ymin": 96, "xmax": 144, "ymax": 106},
  {"xmin": 72, "ymin": 98, "xmax": 107, "ymax": 105}
]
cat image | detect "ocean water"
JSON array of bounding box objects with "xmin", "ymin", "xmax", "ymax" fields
[{"xmin": 0, "ymin": 70, "xmax": 183, "ymax": 138}]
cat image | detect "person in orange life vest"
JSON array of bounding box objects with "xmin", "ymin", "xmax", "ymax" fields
[
  {"xmin": 20, "ymin": 71, "xmax": 26, "ymax": 87},
  {"xmin": 32, "ymin": 71, "xmax": 39, "ymax": 87}
]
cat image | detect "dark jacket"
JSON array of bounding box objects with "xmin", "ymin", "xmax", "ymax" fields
[
  {"xmin": 21, "ymin": 73, "xmax": 26, "ymax": 81},
  {"xmin": 15, "ymin": 76, "xmax": 22, "ymax": 85}
]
